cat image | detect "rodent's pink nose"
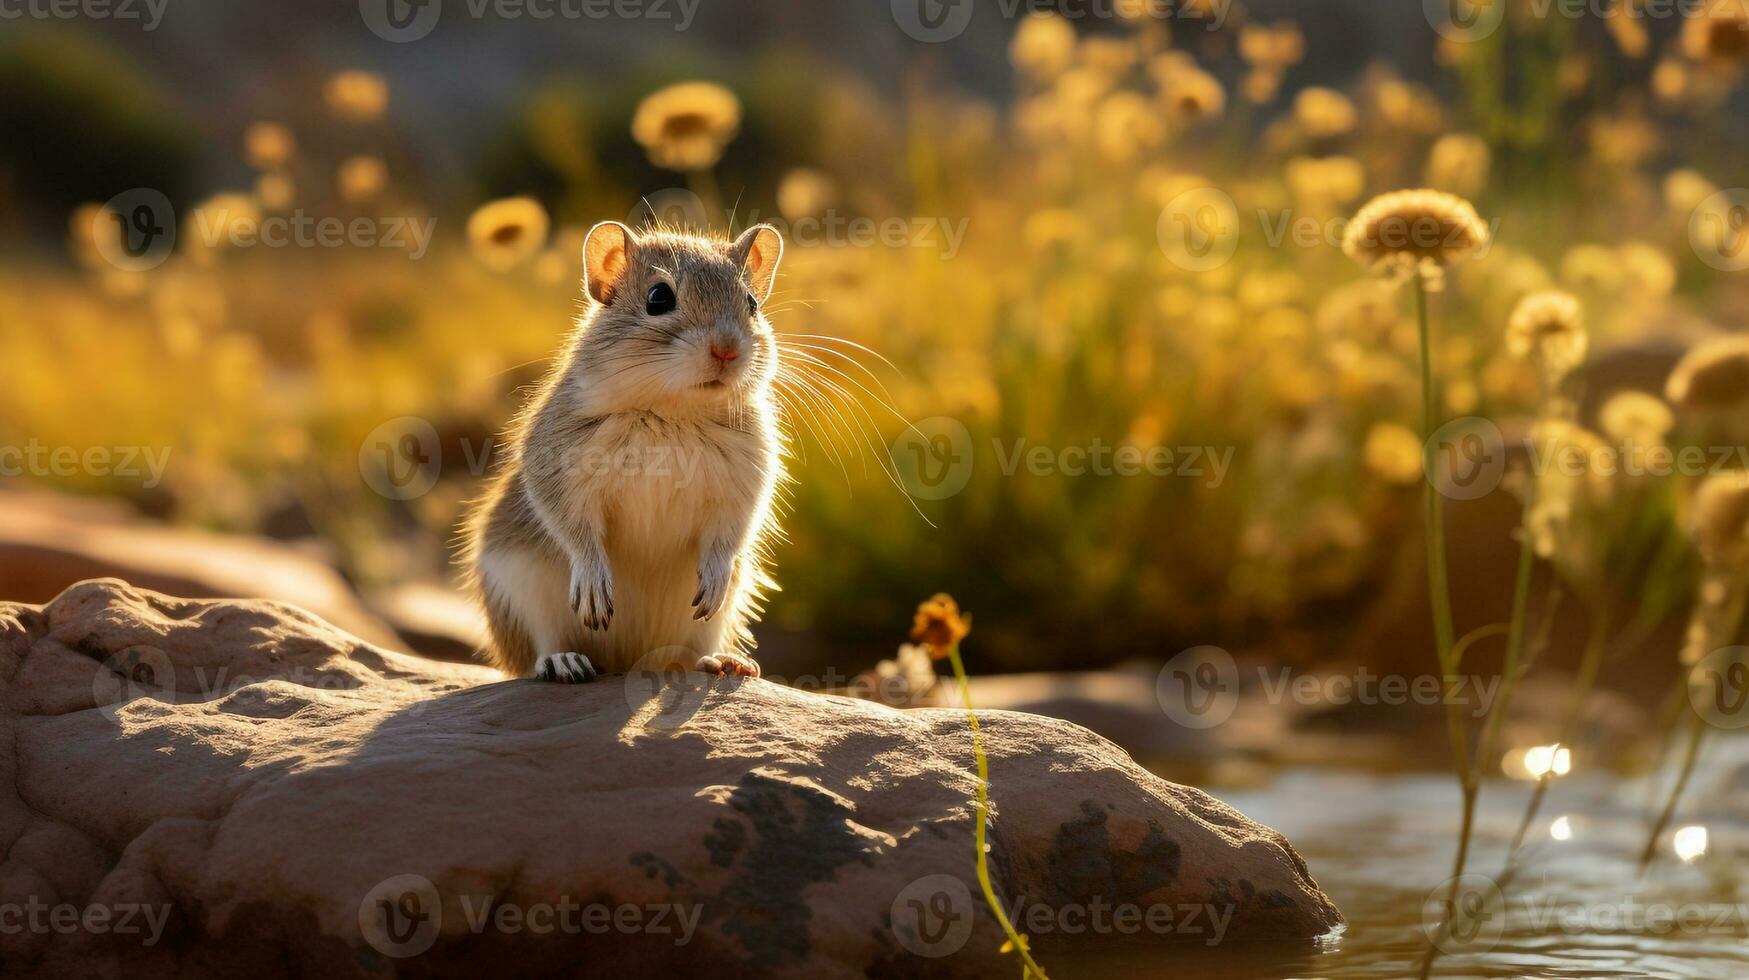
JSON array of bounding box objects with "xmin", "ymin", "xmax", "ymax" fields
[{"xmin": 710, "ymin": 343, "xmax": 739, "ymax": 363}]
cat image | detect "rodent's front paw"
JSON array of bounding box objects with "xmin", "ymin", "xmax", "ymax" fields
[
  {"xmin": 569, "ymin": 559, "xmax": 614, "ymax": 630},
  {"xmin": 695, "ymin": 652, "xmax": 761, "ymax": 678},
  {"xmin": 692, "ymin": 555, "xmax": 731, "ymax": 621},
  {"xmin": 534, "ymin": 651, "xmax": 599, "ymax": 684}
]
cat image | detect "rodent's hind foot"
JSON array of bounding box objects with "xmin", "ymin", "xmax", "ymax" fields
[
  {"xmin": 534, "ymin": 651, "xmax": 599, "ymax": 684},
  {"xmin": 695, "ymin": 652, "xmax": 760, "ymax": 679}
]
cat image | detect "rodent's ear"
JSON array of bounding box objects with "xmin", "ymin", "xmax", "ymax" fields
[
  {"xmin": 582, "ymin": 221, "xmax": 635, "ymax": 304},
  {"xmin": 732, "ymin": 224, "xmax": 783, "ymax": 303}
]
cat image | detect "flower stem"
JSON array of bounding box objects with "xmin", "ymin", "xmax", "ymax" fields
[
  {"xmin": 1413, "ymin": 276, "xmax": 1478, "ymax": 980},
  {"xmin": 946, "ymin": 644, "xmax": 1047, "ymax": 979},
  {"xmin": 1500, "ymin": 604, "xmax": 1608, "ymax": 882}
]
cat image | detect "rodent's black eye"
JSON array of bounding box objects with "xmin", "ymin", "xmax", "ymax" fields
[
  {"xmin": 746, "ymin": 292, "xmax": 759, "ymax": 316},
  {"xmin": 645, "ymin": 282, "xmax": 677, "ymax": 316}
]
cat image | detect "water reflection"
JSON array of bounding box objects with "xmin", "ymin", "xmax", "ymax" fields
[{"xmin": 1109, "ymin": 736, "xmax": 1749, "ymax": 979}]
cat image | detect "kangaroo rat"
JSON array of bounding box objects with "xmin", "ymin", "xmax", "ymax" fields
[{"xmin": 464, "ymin": 221, "xmax": 785, "ymax": 683}]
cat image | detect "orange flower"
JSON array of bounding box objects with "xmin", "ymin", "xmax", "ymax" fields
[{"xmin": 910, "ymin": 593, "xmax": 972, "ymax": 659}]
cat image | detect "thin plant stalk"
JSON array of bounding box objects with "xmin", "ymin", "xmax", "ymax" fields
[
  {"xmin": 946, "ymin": 644, "xmax": 1048, "ymax": 979},
  {"xmin": 1500, "ymin": 604, "xmax": 1609, "ymax": 877},
  {"xmin": 1638, "ymin": 711, "xmax": 1707, "ymax": 873},
  {"xmin": 1413, "ymin": 277, "xmax": 1478, "ymax": 957}
]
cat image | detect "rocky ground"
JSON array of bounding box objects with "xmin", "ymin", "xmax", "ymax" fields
[{"xmin": 1, "ymin": 580, "xmax": 1341, "ymax": 978}]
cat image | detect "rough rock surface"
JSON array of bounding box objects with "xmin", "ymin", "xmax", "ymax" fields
[{"xmin": 0, "ymin": 580, "xmax": 1341, "ymax": 978}]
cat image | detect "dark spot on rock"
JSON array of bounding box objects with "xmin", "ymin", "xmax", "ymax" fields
[
  {"xmin": 630, "ymin": 852, "xmax": 689, "ymax": 889},
  {"xmin": 1048, "ymin": 799, "xmax": 1181, "ymax": 907},
  {"xmin": 704, "ymin": 817, "xmax": 745, "ymax": 867},
  {"xmin": 697, "ymin": 770, "xmax": 885, "ymax": 968},
  {"xmin": 1262, "ymin": 889, "xmax": 1295, "ymax": 909}
]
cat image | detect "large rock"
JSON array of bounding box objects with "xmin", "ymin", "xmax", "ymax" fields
[
  {"xmin": 0, "ymin": 581, "xmax": 1340, "ymax": 978},
  {"xmin": 0, "ymin": 489, "xmax": 405, "ymax": 651}
]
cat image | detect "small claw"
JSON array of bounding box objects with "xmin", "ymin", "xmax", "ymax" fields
[
  {"xmin": 695, "ymin": 652, "xmax": 760, "ymax": 678},
  {"xmin": 534, "ymin": 652, "xmax": 598, "ymax": 684}
]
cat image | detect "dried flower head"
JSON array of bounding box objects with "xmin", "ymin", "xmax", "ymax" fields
[
  {"xmin": 255, "ymin": 172, "xmax": 294, "ymax": 211},
  {"xmin": 1691, "ymin": 471, "xmax": 1749, "ymax": 568},
  {"xmin": 1683, "ymin": 0, "xmax": 1749, "ymax": 63},
  {"xmin": 776, "ymin": 168, "xmax": 837, "ymax": 221},
  {"xmin": 1666, "ymin": 335, "xmax": 1749, "ymax": 412},
  {"xmin": 1599, "ymin": 390, "xmax": 1675, "ymax": 444},
  {"xmin": 1294, "ymin": 87, "xmax": 1358, "ymax": 140},
  {"xmin": 466, "ymin": 197, "xmax": 549, "ymax": 272},
  {"xmin": 1664, "ymin": 168, "xmax": 1719, "ymax": 217},
  {"xmin": 1363, "ymin": 422, "xmax": 1424, "ymax": 484},
  {"xmin": 1285, "ymin": 155, "xmax": 1366, "ymax": 207},
  {"xmin": 325, "ymin": 70, "xmax": 388, "ymax": 123},
  {"xmin": 337, "ymin": 155, "xmax": 387, "ymax": 203},
  {"xmin": 244, "ymin": 122, "xmax": 294, "ymax": 170},
  {"xmin": 1506, "ymin": 291, "xmax": 1589, "ymax": 383},
  {"xmin": 1095, "ymin": 92, "xmax": 1166, "ymax": 165},
  {"xmin": 1239, "ymin": 20, "xmax": 1305, "ymax": 70},
  {"xmin": 1010, "ymin": 12, "xmax": 1077, "ymax": 81},
  {"xmin": 910, "ymin": 593, "xmax": 972, "ymax": 659},
  {"xmin": 1526, "ymin": 420, "xmax": 1616, "ymax": 560},
  {"xmin": 1425, "ymin": 133, "xmax": 1491, "ymax": 198},
  {"xmin": 1156, "ymin": 61, "xmax": 1226, "ymax": 123},
  {"xmin": 631, "ymin": 82, "xmax": 741, "ymax": 172},
  {"xmin": 1342, "ymin": 189, "xmax": 1489, "ymax": 287}
]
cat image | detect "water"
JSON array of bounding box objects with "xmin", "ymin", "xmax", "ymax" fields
[{"xmin": 1056, "ymin": 738, "xmax": 1749, "ymax": 979}]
